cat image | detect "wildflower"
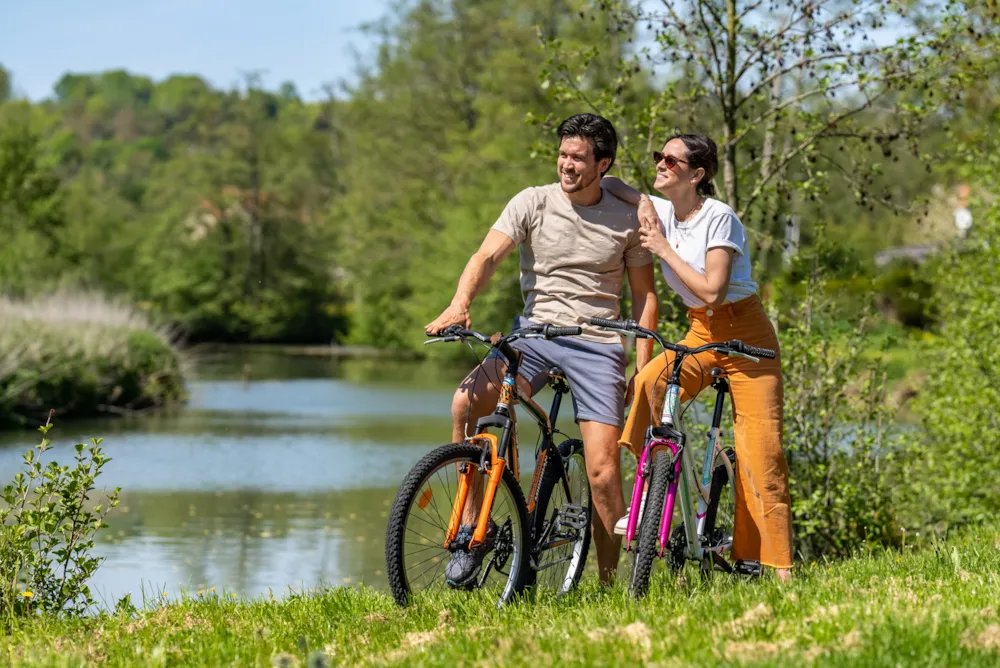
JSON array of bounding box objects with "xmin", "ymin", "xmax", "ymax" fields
[
  {"xmin": 22, "ymin": 591, "xmax": 33, "ymax": 598},
  {"xmin": 162, "ymin": 592, "xmax": 168, "ymax": 597},
  {"xmin": 210, "ymin": 587, "xmax": 216, "ymax": 592},
  {"xmin": 231, "ymin": 594, "xmax": 237, "ymax": 598},
  {"xmin": 198, "ymin": 590, "xmax": 205, "ymax": 596}
]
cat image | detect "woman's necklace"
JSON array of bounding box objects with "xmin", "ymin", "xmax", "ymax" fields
[{"xmin": 673, "ymin": 197, "xmax": 706, "ymax": 248}]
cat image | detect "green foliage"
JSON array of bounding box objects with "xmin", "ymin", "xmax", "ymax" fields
[
  {"xmin": 334, "ymin": 0, "xmax": 619, "ymax": 351},
  {"xmin": 900, "ymin": 201, "xmax": 1000, "ymax": 534},
  {"xmin": 780, "ymin": 273, "xmax": 901, "ymax": 560},
  {"xmin": 1, "ymin": 421, "xmax": 120, "ymax": 620},
  {"xmin": 0, "ymin": 111, "xmax": 65, "ymax": 293},
  {"xmin": 873, "ymin": 259, "xmax": 936, "ymax": 330}
]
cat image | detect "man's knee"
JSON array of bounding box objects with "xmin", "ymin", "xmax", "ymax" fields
[{"xmin": 585, "ymin": 448, "xmax": 622, "ymax": 493}]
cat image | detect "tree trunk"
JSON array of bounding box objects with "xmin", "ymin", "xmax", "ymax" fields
[{"xmin": 723, "ymin": 0, "xmax": 739, "ymax": 209}]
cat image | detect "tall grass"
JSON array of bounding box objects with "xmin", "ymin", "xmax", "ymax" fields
[{"xmin": 0, "ymin": 292, "xmax": 186, "ymax": 425}]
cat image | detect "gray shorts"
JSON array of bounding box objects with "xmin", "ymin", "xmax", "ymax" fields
[{"xmin": 488, "ymin": 315, "xmax": 627, "ymax": 428}]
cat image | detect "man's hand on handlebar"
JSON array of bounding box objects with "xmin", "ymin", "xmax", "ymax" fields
[{"xmin": 425, "ymin": 304, "xmax": 471, "ymax": 336}]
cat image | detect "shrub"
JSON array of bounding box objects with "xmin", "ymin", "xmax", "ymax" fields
[
  {"xmin": 1, "ymin": 418, "xmax": 119, "ymax": 621},
  {"xmin": 780, "ymin": 272, "xmax": 902, "ymax": 560},
  {"xmin": 898, "ymin": 200, "xmax": 1000, "ymax": 535},
  {"xmin": 0, "ymin": 291, "xmax": 186, "ymax": 424}
]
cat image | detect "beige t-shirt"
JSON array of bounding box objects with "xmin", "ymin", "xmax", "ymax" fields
[{"xmin": 492, "ymin": 183, "xmax": 652, "ymax": 344}]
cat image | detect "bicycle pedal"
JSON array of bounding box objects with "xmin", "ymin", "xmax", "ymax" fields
[
  {"xmin": 555, "ymin": 504, "xmax": 589, "ymax": 531},
  {"xmin": 733, "ymin": 559, "xmax": 762, "ymax": 578}
]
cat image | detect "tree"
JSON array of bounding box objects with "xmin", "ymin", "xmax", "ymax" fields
[
  {"xmin": 0, "ymin": 65, "xmax": 11, "ymax": 103},
  {"xmin": 542, "ymin": 0, "xmax": 970, "ymax": 271},
  {"xmin": 0, "ymin": 111, "xmax": 66, "ymax": 292},
  {"xmin": 334, "ymin": 0, "xmax": 620, "ymax": 349}
]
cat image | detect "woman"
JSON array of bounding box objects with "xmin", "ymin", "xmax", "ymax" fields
[{"xmin": 602, "ymin": 133, "xmax": 793, "ymax": 580}]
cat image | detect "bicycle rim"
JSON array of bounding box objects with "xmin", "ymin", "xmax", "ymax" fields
[{"xmin": 386, "ymin": 443, "xmax": 527, "ymax": 605}]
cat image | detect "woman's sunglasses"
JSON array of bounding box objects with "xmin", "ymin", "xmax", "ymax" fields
[{"xmin": 652, "ymin": 151, "xmax": 689, "ymax": 171}]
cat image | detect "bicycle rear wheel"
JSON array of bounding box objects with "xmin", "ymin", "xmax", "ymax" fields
[
  {"xmin": 702, "ymin": 447, "xmax": 737, "ymax": 573},
  {"xmin": 629, "ymin": 449, "xmax": 673, "ymax": 599},
  {"xmin": 528, "ymin": 439, "xmax": 591, "ymax": 596},
  {"xmin": 385, "ymin": 442, "xmax": 530, "ymax": 607}
]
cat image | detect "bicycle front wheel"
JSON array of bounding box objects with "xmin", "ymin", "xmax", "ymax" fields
[
  {"xmin": 384, "ymin": 442, "xmax": 530, "ymax": 607},
  {"xmin": 629, "ymin": 448, "xmax": 672, "ymax": 599},
  {"xmin": 528, "ymin": 439, "xmax": 591, "ymax": 596}
]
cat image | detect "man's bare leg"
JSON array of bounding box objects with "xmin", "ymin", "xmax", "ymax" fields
[
  {"xmin": 579, "ymin": 420, "xmax": 625, "ymax": 584},
  {"xmin": 451, "ymin": 359, "xmax": 530, "ymax": 524}
]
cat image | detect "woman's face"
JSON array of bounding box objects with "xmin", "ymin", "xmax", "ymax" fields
[{"xmin": 653, "ymin": 138, "xmax": 700, "ymax": 196}]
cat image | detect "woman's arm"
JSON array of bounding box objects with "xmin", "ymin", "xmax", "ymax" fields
[{"xmin": 640, "ymin": 224, "xmax": 735, "ymax": 307}]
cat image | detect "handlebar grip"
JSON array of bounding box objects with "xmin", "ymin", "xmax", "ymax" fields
[
  {"xmin": 543, "ymin": 325, "xmax": 583, "ymax": 338},
  {"xmin": 590, "ymin": 317, "xmax": 630, "ymax": 330},
  {"xmin": 742, "ymin": 344, "xmax": 776, "ymax": 359}
]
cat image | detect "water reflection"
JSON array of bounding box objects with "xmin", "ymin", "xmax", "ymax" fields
[{"xmin": 96, "ymin": 487, "xmax": 397, "ymax": 601}]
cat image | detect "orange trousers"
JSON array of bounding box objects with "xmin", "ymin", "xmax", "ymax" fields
[{"xmin": 619, "ymin": 294, "xmax": 794, "ymax": 569}]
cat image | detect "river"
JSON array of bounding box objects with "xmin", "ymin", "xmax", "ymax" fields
[{"xmin": 0, "ymin": 348, "xmax": 575, "ymax": 608}]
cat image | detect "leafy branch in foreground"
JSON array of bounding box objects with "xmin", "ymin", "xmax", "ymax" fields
[{"xmin": 1, "ymin": 415, "xmax": 120, "ymax": 621}]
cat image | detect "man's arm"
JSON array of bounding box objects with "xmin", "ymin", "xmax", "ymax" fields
[
  {"xmin": 425, "ymin": 229, "xmax": 517, "ymax": 334},
  {"xmin": 626, "ymin": 261, "xmax": 658, "ymax": 371},
  {"xmin": 603, "ymin": 176, "xmax": 658, "ymax": 230}
]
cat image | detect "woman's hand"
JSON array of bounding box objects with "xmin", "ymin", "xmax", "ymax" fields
[
  {"xmin": 639, "ymin": 220, "xmax": 671, "ymax": 259},
  {"xmin": 637, "ymin": 197, "xmax": 660, "ymax": 231}
]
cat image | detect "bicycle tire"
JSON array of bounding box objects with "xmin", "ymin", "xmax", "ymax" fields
[
  {"xmin": 702, "ymin": 447, "xmax": 737, "ymax": 572},
  {"xmin": 527, "ymin": 439, "xmax": 591, "ymax": 595},
  {"xmin": 629, "ymin": 448, "xmax": 673, "ymax": 599},
  {"xmin": 385, "ymin": 441, "xmax": 531, "ymax": 607}
]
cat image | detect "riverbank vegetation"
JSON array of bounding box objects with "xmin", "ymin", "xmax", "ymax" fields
[{"xmin": 0, "ymin": 293, "xmax": 185, "ymax": 426}]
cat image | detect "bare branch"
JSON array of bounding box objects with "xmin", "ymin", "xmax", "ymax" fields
[
  {"xmin": 735, "ymin": 1, "xmax": 881, "ymax": 82},
  {"xmin": 736, "ymin": 0, "xmax": 767, "ymax": 22},
  {"xmin": 738, "ymin": 102, "xmax": 872, "ymax": 218},
  {"xmin": 736, "ymin": 44, "xmax": 899, "ymax": 112},
  {"xmin": 726, "ymin": 62, "xmax": 935, "ymax": 151},
  {"xmin": 656, "ymin": 0, "xmax": 726, "ymax": 99},
  {"xmin": 694, "ymin": 1, "xmax": 726, "ymax": 98},
  {"xmin": 733, "ymin": 0, "xmax": 825, "ymax": 80},
  {"xmin": 817, "ymin": 153, "xmax": 920, "ymax": 215}
]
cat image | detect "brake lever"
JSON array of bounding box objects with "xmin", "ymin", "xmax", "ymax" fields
[
  {"xmin": 727, "ymin": 350, "xmax": 760, "ymax": 363},
  {"xmin": 423, "ymin": 336, "xmax": 459, "ymax": 345}
]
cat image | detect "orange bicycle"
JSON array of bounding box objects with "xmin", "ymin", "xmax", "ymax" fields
[{"xmin": 384, "ymin": 323, "xmax": 592, "ymax": 607}]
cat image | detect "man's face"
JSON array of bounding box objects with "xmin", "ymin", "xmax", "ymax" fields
[{"xmin": 557, "ymin": 137, "xmax": 610, "ymax": 194}]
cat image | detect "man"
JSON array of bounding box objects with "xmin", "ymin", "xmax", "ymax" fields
[{"xmin": 425, "ymin": 113, "xmax": 658, "ymax": 586}]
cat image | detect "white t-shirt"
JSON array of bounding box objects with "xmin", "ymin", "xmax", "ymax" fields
[{"xmin": 649, "ymin": 196, "xmax": 757, "ymax": 308}]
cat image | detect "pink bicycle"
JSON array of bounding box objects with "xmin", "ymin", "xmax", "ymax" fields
[{"xmin": 591, "ymin": 317, "xmax": 775, "ymax": 598}]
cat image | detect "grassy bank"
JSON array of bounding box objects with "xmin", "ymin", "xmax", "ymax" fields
[
  {"xmin": 0, "ymin": 293, "xmax": 186, "ymax": 426},
  {"xmin": 6, "ymin": 526, "xmax": 1000, "ymax": 666}
]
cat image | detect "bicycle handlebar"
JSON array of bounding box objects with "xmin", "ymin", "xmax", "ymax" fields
[
  {"xmin": 425, "ymin": 323, "xmax": 582, "ymax": 345},
  {"xmin": 588, "ymin": 318, "xmax": 776, "ymax": 360}
]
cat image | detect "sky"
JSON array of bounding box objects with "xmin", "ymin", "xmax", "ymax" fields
[{"xmin": 0, "ymin": 0, "xmax": 390, "ymax": 101}]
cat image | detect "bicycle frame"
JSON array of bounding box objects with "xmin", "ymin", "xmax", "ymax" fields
[
  {"xmin": 443, "ymin": 343, "xmax": 574, "ymax": 550},
  {"xmin": 623, "ymin": 360, "xmax": 732, "ymax": 563}
]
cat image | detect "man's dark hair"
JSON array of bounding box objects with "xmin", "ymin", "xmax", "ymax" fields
[
  {"xmin": 667, "ymin": 133, "xmax": 718, "ymax": 197},
  {"xmin": 557, "ymin": 113, "xmax": 618, "ymax": 175}
]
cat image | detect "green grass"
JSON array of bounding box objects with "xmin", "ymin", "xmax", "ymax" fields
[{"xmin": 6, "ymin": 526, "xmax": 1000, "ymax": 666}]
